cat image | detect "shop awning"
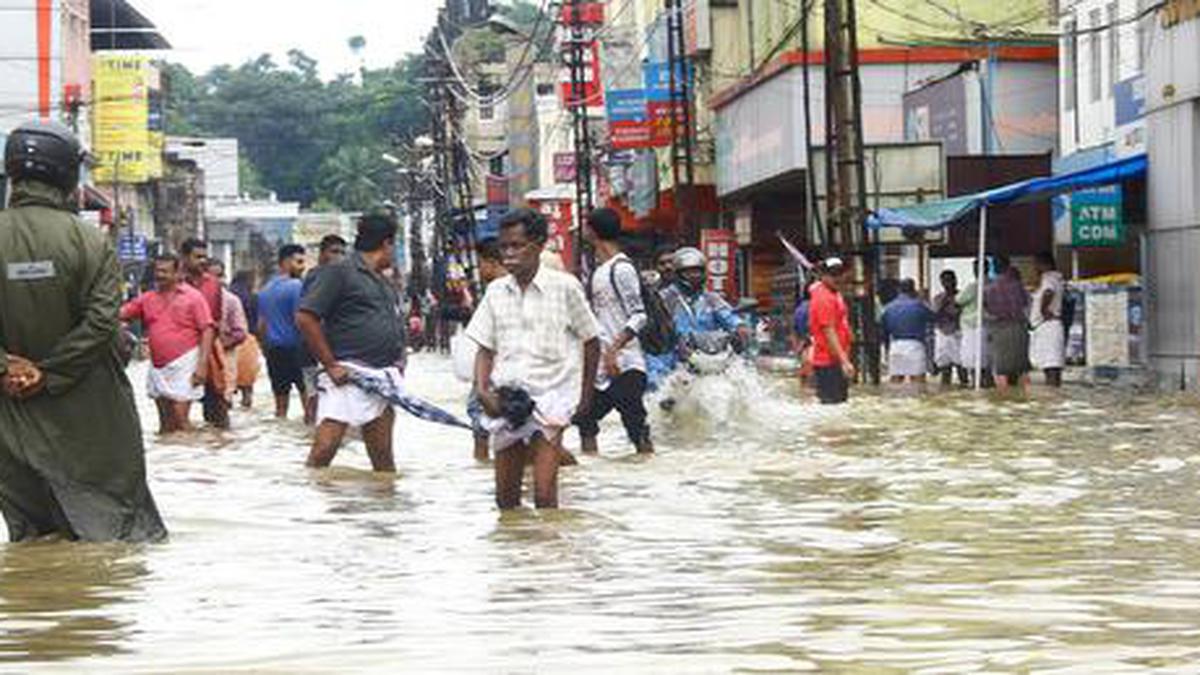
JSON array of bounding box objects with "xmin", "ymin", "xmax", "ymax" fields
[{"xmin": 866, "ymin": 153, "xmax": 1148, "ymax": 230}]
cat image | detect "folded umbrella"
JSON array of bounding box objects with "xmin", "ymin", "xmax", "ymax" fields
[{"xmin": 343, "ymin": 368, "xmax": 473, "ymax": 431}]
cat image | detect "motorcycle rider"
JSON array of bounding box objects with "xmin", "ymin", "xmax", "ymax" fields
[
  {"xmin": 0, "ymin": 120, "xmax": 167, "ymax": 542},
  {"xmin": 660, "ymin": 247, "xmax": 751, "ymax": 372}
]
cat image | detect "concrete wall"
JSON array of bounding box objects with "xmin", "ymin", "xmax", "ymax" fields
[{"xmin": 1145, "ymin": 12, "xmax": 1200, "ymax": 390}]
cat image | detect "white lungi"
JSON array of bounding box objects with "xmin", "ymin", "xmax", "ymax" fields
[
  {"xmin": 888, "ymin": 339, "xmax": 928, "ymax": 378},
  {"xmin": 961, "ymin": 324, "xmax": 990, "ymax": 371},
  {"xmin": 147, "ymin": 348, "xmax": 204, "ymax": 403},
  {"xmin": 933, "ymin": 330, "xmax": 962, "ymax": 368},
  {"xmin": 1029, "ymin": 320, "xmax": 1066, "ymax": 370},
  {"xmin": 317, "ymin": 363, "xmax": 402, "ymax": 427},
  {"xmin": 483, "ymin": 385, "xmax": 577, "ymax": 453}
]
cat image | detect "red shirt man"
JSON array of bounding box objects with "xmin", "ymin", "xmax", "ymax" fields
[
  {"xmin": 121, "ymin": 284, "xmax": 213, "ymax": 368},
  {"xmin": 808, "ymin": 258, "xmax": 855, "ymax": 404}
]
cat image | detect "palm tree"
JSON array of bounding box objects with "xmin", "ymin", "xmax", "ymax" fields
[{"xmin": 320, "ymin": 146, "xmax": 386, "ymax": 212}]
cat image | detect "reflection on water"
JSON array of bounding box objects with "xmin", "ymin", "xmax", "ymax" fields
[{"xmin": 4, "ymin": 354, "xmax": 1200, "ymax": 671}]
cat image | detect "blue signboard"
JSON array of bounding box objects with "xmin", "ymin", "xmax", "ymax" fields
[
  {"xmin": 1114, "ymin": 76, "xmax": 1146, "ymax": 127},
  {"xmin": 606, "ymin": 89, "xmax": 649, "ymax": 121},
  {"xmin": 642, "ymin": 62, "xmax": 693, "ymax": 101},
  {"xmin": 117, "ymin": 233, "xmax": 148, "ymax": 263}
]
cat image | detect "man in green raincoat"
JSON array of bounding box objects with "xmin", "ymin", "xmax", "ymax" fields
[{"xmin": 0, "ymin": 120, "xmax": 166, "ymax": 542}]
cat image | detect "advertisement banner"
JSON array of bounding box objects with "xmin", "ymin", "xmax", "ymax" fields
[
  {"xmin": 684, "ymin": 0, "xmax": 712, "ymax": 56},
  {"xmin": 93, "ymin": 54, "xmax": 156, "ymax": 184},
  {"xmin": 529, "ymin": 198, "xmax": 575, "ymax": 271},
  {"xmin": 701, "ymin": 229, "xmax": 738, "ymax": 299},
  {"xmin": 642, "ymin": 62, "xmax": 693, "ymax": 99},
  {"xmin": 560, "ymin": 42, "xmax": 603, "ymax": 109},
  {"xmin": 486, "ymin": 175, "xmax": 509, "ymax": 205},
  {"xmin": 605, "ymin": 89, "xmax": 648, "ymax": 121},
  {"xmin": 553, "ymin": 153, "xmax": 576, "ymax": 183}
]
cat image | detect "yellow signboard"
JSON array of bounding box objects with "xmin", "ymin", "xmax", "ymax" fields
[{"xmin": 92, "ymin": 55, "xmax": 162, "ymax": 184}]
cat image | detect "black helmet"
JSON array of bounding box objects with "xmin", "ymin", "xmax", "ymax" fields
[{"xmin": 4, "ymin": 119, "xmax": 86, "ymax": 192}]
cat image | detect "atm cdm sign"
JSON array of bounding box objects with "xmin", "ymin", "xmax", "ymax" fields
[{"xmin": 1071, "ymin": 189, "xmax": 1124, "ymax": 248}]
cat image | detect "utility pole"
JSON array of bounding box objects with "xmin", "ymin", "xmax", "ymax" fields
[
  {"xmin": 823, "ymin": 0, "xmax": 879, "ymax": 384},
  {"xmin": 665, "ymin": 0, "xmax": 697, "ymax": 241},
  {"xmin": 563, "ymin": 0, "xmax": 595, "ymax": 271}
]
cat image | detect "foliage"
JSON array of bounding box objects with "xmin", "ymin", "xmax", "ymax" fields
[{"xmin": 163, "ymin": 49, "xmax": 427, "ymax": 211}]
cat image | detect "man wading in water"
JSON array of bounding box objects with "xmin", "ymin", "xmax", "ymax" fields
[
  {"xmin": 466, "ymin": 209, "xmax": 601, "ymax": 509},
  {"xmin": 296, "ymin": 211, "xmax": 406, "ymax": 472}
]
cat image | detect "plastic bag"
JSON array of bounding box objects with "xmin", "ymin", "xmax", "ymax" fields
[{"xmin": 450, "ymin": 330, "xmax": 476, "ymax": 382}]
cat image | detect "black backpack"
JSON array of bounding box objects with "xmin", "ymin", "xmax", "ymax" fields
[{"xmin": 607, "ymin": 260, "xmax": 677, "ymax": 356}]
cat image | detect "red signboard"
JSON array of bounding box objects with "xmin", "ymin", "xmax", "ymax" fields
[
  {"xmin": 486, "ymin": 175, "xmax": 509, "ymax": 205},
  {"xmin": 559, "ymin": 2, "xmax": 605, "ymax": 25},
  {"xmin": 528, "ymin": 197, "xmax": 575, "ymax": 271},
  {"xmin": 560, "ymin": 42, "xmax": 603, "ymax": 109},
  {"xmin": 702, "ymin": 229, "xmax": 738, "ymax": 299}
]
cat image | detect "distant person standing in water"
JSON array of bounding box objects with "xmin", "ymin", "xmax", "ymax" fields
[
  {"xmin": 1029, "ymin": 252, "xmax": 1066, "ymax": 387},
  {"xmin": 462, "ymin": 238, "xmax": 507, "ymax": 462},
  {"xmin": 932, "ymin": 270, "xmax": 968, "ymax": 387},
  {"xmin": 300, "ymin": 234, "xmax": 348, "ymax": 424},
  {"xmin": 181, "ymin": 237, "xmax": 230, "ymax": 429},
  {"xmin": 984, "ymin": 255, "xmax": 1031, "ymax": 396},
  {"xmin": 809, "ymin": 257, "xmax": 855, "ymax": 404},
  {"xmin": 121, "ymin": 255, "xmax": 215, "ymax": 433},
  {"xmin": 257, "ymin": 244, "xmax": 308, "ymax": 419},
  {"xmin": 881, "ymin": 279, "xmax": 934, "ymax": 385}
]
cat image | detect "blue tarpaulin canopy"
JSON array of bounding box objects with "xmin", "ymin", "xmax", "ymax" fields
[{"xmin": 866, "ymin": 154, "xmax": 1148, "ymax": 230}]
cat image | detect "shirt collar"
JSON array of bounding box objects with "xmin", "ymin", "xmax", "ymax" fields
[{"xmin": 502, "ymin": 264, "xmax": 549, "ymax": 294}]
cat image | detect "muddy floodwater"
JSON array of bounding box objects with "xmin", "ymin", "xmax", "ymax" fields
[{"xmin": 4, "ymin": 354, "xmax": 1200, "ymax": 672}]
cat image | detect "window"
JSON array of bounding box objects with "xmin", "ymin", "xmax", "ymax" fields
[
  {"xmin": 1089, "ymin": 9, "xmax": 1102, "ymax": 103},
  {"xmin": 1063, "ymin": 19, "xmax": 1077, "ymax": 112},
  {"xmin": 1108, "ymin": 2, "xmax": 1119, "ymax": 95},
  {"xmin": 536, "ymin": 82, "xmax": 555, "ymax": 97},
  {"xmin": 479, "ymin": 105, "xmax": 494, "ymax": 121}
]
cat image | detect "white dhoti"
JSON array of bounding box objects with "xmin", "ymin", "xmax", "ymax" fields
[
  {"xmin": 317, "ymin": 363, "xmax": 402, "ymax": 427},
  {"xmin": 933, "ymin": 331, "xmax": 962, "ymax": 368},
  {"xmin": 887, "ymin": 339, "xmax": 929, "ymax": 378},
  {"xmin": 483, "ymin": 385, "xmax": 578, "ymax": 453},
  {"xmin": 1029, "ymin": 320, "xmax": 1066, "ymax": 370},
  {"xmin": 961, "ymin": 324, "xmax": 990, "ymax": 371},
  {"xmin": 147, "ymin": 348, "xmax": 204, "ymax": 403}
]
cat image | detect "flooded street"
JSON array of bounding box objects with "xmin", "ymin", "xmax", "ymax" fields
[{"xmin": 4, "ymin": 354, "xmax": 1200, "ymax": 672}]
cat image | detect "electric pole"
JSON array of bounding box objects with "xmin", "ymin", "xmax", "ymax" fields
[
  {"xmin": 665, "ymin": 0, "xmax": 697, "ymax": 241},
  {"xmin": 563, "ymin": 0, "xmax": 595, "ymax": 271},
  {"xmin": 823, "ymin": 0, "xmax": 879, "ymax": 383}
]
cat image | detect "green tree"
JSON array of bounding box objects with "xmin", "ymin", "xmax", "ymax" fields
[
  {"xmin": 162, "ymin": 51, "xmax": 427, "ymax": 208},
  {"xmin": 319, "ymin": 145, "xmax": 390, "ymax": 212}
]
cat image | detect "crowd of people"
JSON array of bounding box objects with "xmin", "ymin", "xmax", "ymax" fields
[
  {"xmin": 1, "ymin": 119, "xmax": 1063, "ymax": 545},
  {"xmin": 830, "ymin": 252, "xmax": 1070, "ymax": 396}
]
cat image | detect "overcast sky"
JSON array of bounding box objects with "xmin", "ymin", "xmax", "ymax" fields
[{"xmin": 134, "ymin": 0, "xmax": 441, "ymax": 78}]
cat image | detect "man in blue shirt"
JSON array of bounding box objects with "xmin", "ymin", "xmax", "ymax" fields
[
  {"xmin": 881, "ymin": 278, "xmax": 935, "ymax": 384},
  {"xmin": 257, "ymin": 244, "xmax": 308, "ymax": 418}
]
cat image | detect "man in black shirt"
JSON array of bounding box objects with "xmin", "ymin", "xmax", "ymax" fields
[{"xmin": 296, "ymin": 213, "xmax": 404, "ymax": 472}]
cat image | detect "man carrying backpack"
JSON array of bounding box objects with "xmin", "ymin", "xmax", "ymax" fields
[{"xmin": 576, "ymin": 208, "xmax": 660, "ymax": 456}]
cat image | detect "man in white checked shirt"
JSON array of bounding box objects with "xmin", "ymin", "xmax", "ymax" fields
[{"xmin": 466, "ymin": 209, "xmax": 601, "ymax": 510}]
